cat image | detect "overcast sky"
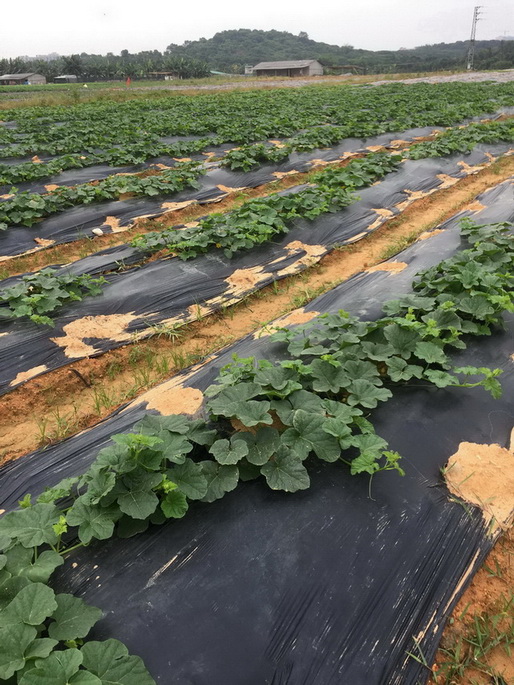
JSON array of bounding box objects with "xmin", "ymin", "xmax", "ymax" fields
[{"xmin": 2, "ymin": 0, "xmax": 513, "ymax": 58}]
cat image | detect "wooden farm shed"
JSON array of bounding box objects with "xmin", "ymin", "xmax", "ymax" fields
[
  {"xmin": 0, "ymin": 73, "xmax": 46, "ymax": 85},
  {"xmin": 251, "ymin": 60, "xmax": 323, "ymax": 77}
]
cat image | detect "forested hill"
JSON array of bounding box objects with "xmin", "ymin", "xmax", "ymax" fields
[{"xmin": 166, "ymin": 29, "xmax": 514, "ymax": 73}]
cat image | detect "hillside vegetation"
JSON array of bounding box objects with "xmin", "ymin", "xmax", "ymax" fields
[
  {"xmin": 166, "ymin": 29, "xmax": 514, "ymax": 73},
  {"xmin": 1, "ymin": 29, "xmax": 514, "ymax": 81}
]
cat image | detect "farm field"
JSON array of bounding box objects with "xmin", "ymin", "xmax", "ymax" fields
[{"xmin": 0, "ymin": 80, "xmax": 513, "ymax": 684}]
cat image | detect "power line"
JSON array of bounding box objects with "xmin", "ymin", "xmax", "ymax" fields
[{"xmin": 467, "ymin": 6, "xmax": 483, "ymax": 71}]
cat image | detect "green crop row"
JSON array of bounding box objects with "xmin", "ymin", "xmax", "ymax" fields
[
  {"xmin": 1, "ymin": 81, "xmax": 513, "ymax": 184},
  {"xmin": 407, "ymin": 118, "xmax": 514, "ymax": 158},
  {"xmin": 1, "ymin": 122, "xmax": 510, "ymax": 325},
  {"xmin": 0, "ymin": 161, "xmax": 203, "ymax": 230},
  {"xmin": 0, "ymin": 219, "xmax": 512, "ymax": 682},
  {"xmin": 0, "ymin": 153, "xmax": 399, "ymax": 325},
  {"xmin": 0, "ymin": 137, "xmax": 215, "ymax": 187},
  {"xmin": 133, "ymin": 117, "xmax": 514, "ymax": 259},
  {"xmin": 3, "ymin": 115, "xmax": 513, "ymax": 233},
  {"xmin": 222, "ymin": 117, "xmax": 514, "ymax": 171},
  {"xmin": 132, "ymin": 152, "xmax": 402, "ymax": 257},
  {"xmin": 0, "ymin": 268, "xmax": 106, "ymax": 326}
]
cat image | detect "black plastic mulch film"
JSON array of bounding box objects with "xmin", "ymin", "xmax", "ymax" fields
[
  {"xmin": 0, "ymin": 143, "xmax": 513, "ymax": 395},
  {"xmin": 0, "ymin": 113, "xmax": 511, "ymax": 260},
  {"xmin": 0, "ymin": 184, "xmax": 513, "ymax": 684},
  {"xmin": 0, "ymin": 126, "xmax": 434, "ymax": 259}
]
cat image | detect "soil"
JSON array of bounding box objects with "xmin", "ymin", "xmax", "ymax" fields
[
  {"xmin": 1, "ymin": 156, "xmax": 514, "ymax": 463},
  {"xmin": 124, "ymin": 70, "xmax": 514, "ymax": 94},
  {"xmin": 429, "ymin": 528, "xmax": 514, "ymax": 685},
  {"xmin": 50, "ymin": 313, "xmax": 138, "ymax": 358},
  {"xmin": 445, "ymin": 442, "xmax": 514, "ymax": 531},
  {"xmin": 134, "ymin": 381, "xmax": 204, "ymax": 416},
  {"xmin": 426, "ymin": 441, "xmax": 514, "ymax": 684}
]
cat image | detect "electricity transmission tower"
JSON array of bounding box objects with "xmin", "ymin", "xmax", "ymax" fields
[{"xmin": 467, "ymin": 6, "xmax": 483, "ymax": 71}]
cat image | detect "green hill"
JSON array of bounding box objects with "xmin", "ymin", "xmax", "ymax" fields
[{"xmin": 165, "ymin": 29, "xmax": 514, "ymax": 73}]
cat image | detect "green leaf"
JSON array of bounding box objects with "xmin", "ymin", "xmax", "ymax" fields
[
  {"xmin": 233, "ymin": 400, "xmax": 273, "ymax": 427},
  {"xmin": 414, "ymin": 341, "xmax": 448, "ymax": 365},
  {"xmin": 19, "ymin": 648, "xmax": 84, "ymax": 685},
  {"xmin": 117, "ymin": 489, "xmax": 159, "ymax": 520},
  {"xmin": 385, "ymin": 357, "xmax": 423, "ymax": 382},
  {"xmin": 457, "ymin": 294, "xmax": 495, "ymax": 319},
  {"xmin": 260, "ymin": 449, "xmax": 310, "ymax": 492},
  {"xmin": 186, "ymin": 420, "xmax": 217, "ymax": 446},
  {"xmin": 421, "ymin": 308, "xmax": 462, "ymax": 330},
  {"xmin": 113, "ymin": 470, "xmax": 162, "ymax": 520},
  {"xmin": 70, "ymin": 673, "xmax": 103, "ymax": 684},
  {"xmin": 350, "ymin": 432, "xmax": 388, "ymax": 454},
  {"xmin": 0, "ymin": 624, "xmax": 37, "ymax": 679},
  {"xmin": 36, "ymin": 477, "xmax": 79, "ymax": 504},
  {"xmin": 2, "ymin": 582, "xmax": 57, "ymax": 626},
  {"xmin": 83, "ymin": 469, "xmax": 116, "ymax": 505},
  {"xmin": 0, "ymin": 576, "xmax": 30, "ymax": 610},
  {"xmin": 66, "ymin": 499, "xmax": 119, "ymax": 544},
  {"xmin": 383, "ymin": 324, "xmax": 418, "ymax": 357},
  {"xmin": 0, "ymin": 533, "xmax": 10, "ymax": 552},
  {"xmin": 2, "ymin": 544, "xmax": 32, "ymax": 575},
  {"xmin": 154, "ymin": 431, "xmax": 193, "ymax": 465},
  {"xmin": 0, "ymin": 504, "xmax": 60, "ymax": 548},
  {"xmin": 347, "ymin": 380, "xmax": 392, "ymax": 408},
  {"xmin": 200, "ymin": 462, "xmax": 239, "ymax": 503},
  {"xmin": 81, "ymin": 639, "xmax": 156, "ymax": 685},
  {"xmin": 282, "ymin": 409, "xmax": 341, "ymax": 462},
  {"xmin": 305, "ymin": 359, "xmax": 349, "ymax": 393},
  {"xmin": 48, "ymin": 594, "xmax": 103, "ymax": 641},
  {"xmin": 207, "ymin": 382, "xmax": 262, "ymax": 418},
  {"xmin": 343, "ymin": 359, "xmax": 381, "ymax": 384},
  {"xmin": 350, "ymin": 451, "xmax": 381, "ymax": 475},
  {"xmin": 322, "ymin": 417, "xmax": 353, "ymax": 449},
  {"xmin": 423, "ymin": 369, "xmax": 457, "ymax": 388},
  {"xmin": 232, "ymin": 427, "xmax": 281, "ymax": 466},
  {"xmin": 24, "ymin": 638, "xmax": 58, "ymax": 661},
  {"xmin": 253, "ymin": 366, "xmax": 302, "ymax": 396},
  {"xmin": 482, "ymin": 375, "xmax": 503, "ymax": 399},
  {"xmin": 94, "ymin": 445, "xmax": 137, "ymax": 475},
  {"xmin": 161, "ymin": 491, "xmax": 188, "ymax": 519},
  {"xmin": 322, "ymin": 399, "xmax": 362, "ymax": 420},
  {"xmin": 166, "ymin": 460, "xmax": 208, "ymax": 500},
  {"xmin": 209, "ymin": 438, "xmax": 249, "ymax": 465},
  {"xmin": 134, "ymin": 414, "xmax": 191, "ymax": 436},
  {"xmin": 271, "ymin": 390, "xmax": 325, "ymax": 425}
]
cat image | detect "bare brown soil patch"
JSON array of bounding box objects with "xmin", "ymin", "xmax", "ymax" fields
[
  {"xmin": 445, "ymin": 442, "xmax": 514, "ymax": 531},
  {"xmin": 366, "ymin": 261, "xmax": 407, "ymax": 273},
  {"xmin": 135, "ymin": 382, "xmax": 204, "ymax": 415},
  {"xmin": 51, "ymin": 313, "xmax": 138, "ymax": 358},
  {"xmin": 426, "ymin": 437, "xmax": 514, "ymax": 685},
  {"xmin": 0, "ymin": 157, "xmax": 513, "ymax": 462},
  {"xmin": 429, "ymin": 528, "xmax": 514, "ymax": 685}
]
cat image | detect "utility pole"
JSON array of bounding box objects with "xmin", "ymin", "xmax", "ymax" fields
[{"xmin": 467, "ymin": 6, "xmax": 483, "ymax": 71}]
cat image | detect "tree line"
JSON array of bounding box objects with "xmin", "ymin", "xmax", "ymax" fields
[
  {"xmin": 1, "ymin": 30, "xmax": 514, "ymax": 82},
  {"xmin": 0, "ymin": 52, "xmax": 210, "ymax": 81}
]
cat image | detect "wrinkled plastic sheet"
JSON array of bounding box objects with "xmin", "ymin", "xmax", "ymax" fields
[
  {"xmin": 0, "ymin": 125, "xmax": 451, "ymax": 259},
  {"xmin": 1, "ymin": 199, "xmax": 513, "ymax": 684},
  {"xmin": 0, "ymin": 146, "xmax": 512, "ymax": 395}
]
